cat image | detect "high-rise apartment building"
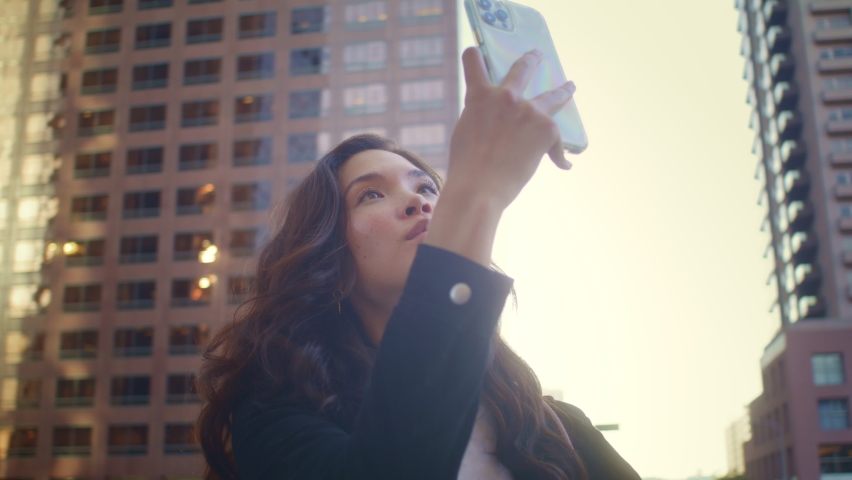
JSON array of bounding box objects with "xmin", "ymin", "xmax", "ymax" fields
[
  {"xmin": 736, "ymin": 1, "xmax": 852, "ymax": 479},
  {"xmin": 0, "ymin": 0, "xmax": 458, "ymax": 477}
]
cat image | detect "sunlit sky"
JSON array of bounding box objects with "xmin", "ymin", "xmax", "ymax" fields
[{"xmin": 454, "ymin": 1, "xmax": 780, "ymax": 478}]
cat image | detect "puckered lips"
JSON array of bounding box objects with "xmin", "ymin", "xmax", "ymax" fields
[{"xmin": 405, "ymin": 218, "xmax": 429, "ymax": 240}]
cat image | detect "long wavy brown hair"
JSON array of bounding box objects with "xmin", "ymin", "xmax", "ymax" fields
[{"xmin": 196, "ymin": 134, "xmax": 587, "ymax": 480}]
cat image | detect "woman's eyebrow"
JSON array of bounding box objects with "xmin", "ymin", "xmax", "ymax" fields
[{"xmin": 343, "ymin": 169, "xmax": 430, "ymax": 197}]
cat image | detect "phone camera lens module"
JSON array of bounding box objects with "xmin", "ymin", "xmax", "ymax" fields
[
  {"xmin": 478, "ymin": 0, "xmax": 492, "ymax": 9},
  {"xmin": 495, "ymin": 9, "xmax": 508, "ymax": 21},
  {"xmin": 482, "ymin": 11, "xmax": 496, "ymax": 23}
]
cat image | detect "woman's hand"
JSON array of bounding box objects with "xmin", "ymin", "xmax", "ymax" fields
[{"xmin": 444, "ymin": 46, "xmax": 576, "ymax": 212}]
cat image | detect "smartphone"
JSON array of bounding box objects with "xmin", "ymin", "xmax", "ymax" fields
[{"xmin": 463, "ymin": 0, "xmax": 588, "ymax": 154}]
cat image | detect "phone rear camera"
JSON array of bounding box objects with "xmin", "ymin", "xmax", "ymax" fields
[
  {"xmin": 482, "ymin": 11, "xmax": 496, "ymax": 23},
  {"xmin": 495, "ymin": 9, "xmax": 508, "ymax": 21},
  {"xmin": 478, "ymin": 0, "xmax": 492, "ymax": 9}
]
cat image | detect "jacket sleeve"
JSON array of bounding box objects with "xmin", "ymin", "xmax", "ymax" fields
[
  {"xmin": 232, "ymin": 244, "xmax": 514, "ymax": 480},
  {"xmin": 551, "ymin": 400, "xmax": 642, "ymax": 480}
]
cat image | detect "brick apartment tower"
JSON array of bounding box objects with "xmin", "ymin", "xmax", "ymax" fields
[
  {"xmin": 0, "ymin": 0, "xmax": 458, "ymax": 477},
  {"xmin": 736, "ymin": 1, "xmax": 852, "ymax": 479}
]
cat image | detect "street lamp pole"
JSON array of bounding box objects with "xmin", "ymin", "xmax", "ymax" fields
[{"xmin": 754, "ymin": 417, "xmax": 787, "ymax": 480}]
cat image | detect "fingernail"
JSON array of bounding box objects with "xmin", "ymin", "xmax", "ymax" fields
[
  {"xmin": 565, "ymin": 81, "xmax": 576, "ymax": 93},
  {"xmin": 530, "ymin": 48, "xmax": 542, "ymax": 57}
]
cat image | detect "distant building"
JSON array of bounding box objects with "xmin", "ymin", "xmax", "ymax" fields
[{"xmin": 726, "ymin": 415, "xmax": 751, "ymax": 476}]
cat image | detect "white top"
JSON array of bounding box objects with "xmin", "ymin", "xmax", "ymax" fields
[{"xmin": 457, "ymin": 406, "xmax": 515, "ymax": 480}]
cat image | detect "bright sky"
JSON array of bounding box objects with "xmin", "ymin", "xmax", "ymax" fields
[{"xmin": 455, "ymin": 1, "xmax": 780, "ymax": 478}]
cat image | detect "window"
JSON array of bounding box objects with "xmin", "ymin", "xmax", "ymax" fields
[
  {"xmin": 186, "ymin": 17, "xmax": 223, "ymax": 44},
  {"xmin": 829, "ymin": 108, "xmax": 852, "ymax": 122},
  {"xmin": 164, "ymin": 424, "xmax": 200, "ymax": 454},
  {"xmin": 843, "ymin": 204, "xmax": 852, "ymax": 218},
  {"xmin": 232, "ymin": 181, "xmax": 271, "ymax": 211},
  {"xmin": 135, "ymin": 22, "xmax": 171, "ymax": 49},
  {"xmin": 126, "ymin": 146, "xmax": 163, "ymax": 174},
  {"xmin": 132, "ymin": 62, "xmax": 169, "ymax": 90},
  {"xmin": 129, "ymin": 104, "xmax": 166, "ymax": 131},
  {"xmin": 81, "ymin": 67, "xmax": 117, "ymax": 94},
  {"xmin": 20, "ymin": 154, "xmax": 53, "ymax": 185},
  {"xmin": 119, "ymin": 235, "xmax": 158, "ymax": 263},
  {"xmin": 12, "ymin": 239, "xmax": 44, "ymax": 273},
  {"xmin": 116, "ymin": 280, "xmax": 156, "ymax": 310},
  {"xmin": 184, "ymin": 57, "xmax": 221, "ymax": 85},
  {"xmin": 343, "ymin": 41, "xmax": 386, "ymax": 72},
  {"xmin": 108, "ymin": 425, "xmax": 147, "ymax": 456},
  {"xmin": 138, "ymin": 0, "xmax": 171, "ymax": 9},
  {"xmin": 229, "ymin": 227, "xmax": 264, "ymax": 256},
  {"xmin": 74, "ymin": 151, "xmax": 111, "ymax": 178},
  {"xmin": 228, "ymin": 275, "xmax": 254, "ymax": 304},
  {"xmin": 832, "ymin": 138, "xmax": 852, "ymax": 153},
  {"xmin": 70, "ymin": 194, "xmax": 108, "ymax": 221},
  {"xmin": 62, "ymin": 284, "xmax": 101, "ymax": 312},
  {"xmin": 174, "ymin": 232, "xmax": 214, "ymax": 261},
  {"xmin": 820, "ymin": 444, "xmax": 852, "ymax": 474},
  {"xmin": 110, "ymin": 376, "xmax": 150, "ymax": 406},
  {"xmin": 235, "ymin": 94, "xmax": 273, "ymax": 122},
  {"xmin": 819, "ymin": 399, "xmax": 850, "ymax": 430},
  {"xmin": 288, "ymin": 89, "xmax": 330, "ymax": 119},
  {"xmin": 7, "ymin": 284, "xmax": 46, "ymax": 318},
  {"xmin": 287, "ymin": 132, "xmax": 330, "ymax": 163},
  {"xmin": 237, "ymin": 52, "xmax": 275, "ymax": 80},
  {"xmin": 59, "ymin": 330, "xmax": 98, "ymax": 359},
  {"xmin": 821, "ymin": 44, "xmax": 852, "ymax": 60},
  {"xmin": 233, "ymin": 137, "xmax": 272, "ymax": 166},
  {"xmin": 239, "ymin": 12, "xmax": 276, "ymax": 38},
  {"xmin": 344, "ymin": 0, "xmax": 386, "ymax": 30},
  {"xmin": 400, "ymin": 36, "xmax": 443, "ymax": 67},
  {"xmin": 89, "ymin": 0, "xmax": 122, "ymax": 14},
  {"xmin": 167, "ymin": 374, "xmax": 200, "ymax": 404},
  {"xmin": 122, "ymin": 190, "xmax": 161, "ymax": 218},
  {"xmin": 78, "ymin": 109, "xmax": 115, "ymax": 136},
  {"xmin": 53, "ymin": 426, "xmax": 91, "ymax": 456},
  {"xmin": 189, "ymin": 0, "xmax": 219, "ymax": 4},
  {"xmin": 179, "ymin": 142, "xmax": 217, "ymax": 170},
  {"xmin": 176, "ymin": 185, "xmax": 216, "ymax": 215},
  {"xmin": 7, "ymin": 428, "xmax": 37, "ymax": 457},
  {"xmin": 56, "ymin": 378, "xmax": 95, "ymax": 407},
  {"xmin": 400, "ymin": 123, "xmax": 446, "ymax": 156},
  {"xmin": 169, "ymin": 325, "xmax": 209, "ymax": 354},
  {"xmin": 813, "ymin": 353, "xmax": 846, "ymax": 385},
  {"xmin": 114, "ymin": 327, "xmax": 153, "ymax": 357},
  {"xmin": 1, "ymin": 378, "xmax": 41, "ymax": 410},
  {"xmin": 64, "ymin": 239, "xmax": 105, "ymax": 267},
  {"xmin": 172, "ymin": 278, "xmax": 213, "ymax": 307},
  {"xmin": 825, "ymin": 75, "xmax": 852, "ymax": 91},
  {"xmin": 182, "ymin": 99, "xmax": 219, "ymax": 127},
  {"xmin": 817, "ymin": 15, "xmax": 852, "ymax": 30},
  {"xmin": 401, "ymin": 78, "xmax": 444, "ymax": 111},
  {"xmin": 838, "ymin": 172, "xmax": 852, "ymax": 186},
  {"xmin": 292, "ymin": 5, "xmax": 330, "ymax": 34},
  {"xmin": 343, "ymin": 126, "xmax": 387, "ymax": 139},
  {"xmin": 5, "ymin": 331, "xmax": 45, "ymax": 364},
  {"xmin": 290, "ymin": 47, "xmax": 330, "ymax": 76},
  {"xmin": 343, "ymin": 83, "xmax": 387, "ymax": 115},
  {"xmin": 400, "ymin": 0, "xmax": 442, "ymax": 25},
  {"xmin": 85, "ymin": 28, "xmax": 121, "ymax": 54}
]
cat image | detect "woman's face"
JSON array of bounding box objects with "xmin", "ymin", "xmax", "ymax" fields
[{"xmin": 338, "ymin": 149, "xmax": 440, "ymax": 302}]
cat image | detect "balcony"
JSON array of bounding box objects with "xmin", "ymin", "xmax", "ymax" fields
[
  {"xmin": 763, "ymin": 0, "xmax": 788, "ymax": 28},
  {"xmin": 802, "ymin": 295, "xmax": 827, "ymax": 318},
  {"xmin": 778, "ymin": 110, "xmax": 803, "ymax": 141},
  {"xmin": 792, "ymin": 235, "xmax": 818, "ymax": 265},
  {"xmin": 164, "ymin": 443, "xmax": 201, "ymax": 455},
  {"xmin": 840, "ymin": 217, "xmax": 852, "ymax": 232},
  {"xmin": 843, "ymin": 250, "xmax": 852, "ymax": 266},
  {"xmin": 794, "ymin": 264, "xmax": 822, "ymax": 297},
  {"xmin": 827, "ymin": 119, "xmax": 852, "ymax": 134},
  {"xmin": 811, "ymin": 0, "xmax": 852, "ymax": 13},
  {"xmin": 768, "ymin": 26, "xmax": 792, "ymax": 55},
  {"xmin": 836, "ymin": 184, "xmax": 852, "ymax": 199},
  {"xmin": 823, "ymin": 88, "xmax": 852, "ymax": 103},
  {"xmin": 781, "ymin": 141, "xmax": 805, "ymax": 172},
  {"xmin": 774, "ymin": 82, "xmax": 798, "ymax": 110},
  {"xmin": 815, "ymin": 28, "xmax": 852, "ymax": 43},
  {"xmin": 831, "ymin": 152, "xmax": 852, "ymax": 166},
  {"xmin": 110, "ymin": 395, "xmax": 150, "ymax": 406},
  {"xmin": 785, "ymin": 171, "xmax": 811, "ymax": 202},
  {"xmin": 770, "ymin": 54, "xmax": 794, "ymax": 85},
  {"xmin": 788, "ymin": 202, "xmax": 815, "ymax": 231},
  {"xmin": 56, "ymin": 396, "xmax": 94, "ymax": 408},
  {"xmin": 818, "ymin": 57, "xmax": 852, "ymax": 73}
]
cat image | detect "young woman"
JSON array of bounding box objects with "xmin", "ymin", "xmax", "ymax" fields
[{"xmin": 196, "ymin": 48, "xmax": 641, "ymax": 480}]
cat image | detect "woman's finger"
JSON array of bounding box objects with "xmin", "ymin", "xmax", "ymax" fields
[
  {"xmin": 548, "ymin": 142, "xmax": 572, "ymax": 170},
  {"xmin": 500, "ymin": 49, "xmax": 543, "ymax": 93},
  {"xmin": 531, "ymin": 81, "xmax": 576, "ymax": 116},
  {"xmin": 462, "ymin": 47, "xmax": 492, "ymax": 91}
]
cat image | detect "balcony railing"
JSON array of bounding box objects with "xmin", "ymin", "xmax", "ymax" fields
[
  {"xmin": 66, "ymin": 256, "xmax": 105, "ymax": 267},
  {"xmin": 7, "ymin": 447, "xmax": 37, "ymax": 457},
  {"xmin": 81, "ymin": 84, "xmax": 117, "ymax": 95},
  {"xmin": 811, "ymin": 0, "xmax": 852, "ymax": 13},
  {"xmin": 792, "ymin": 236, "xmax": 818, "ymax": 265},
  {"xmin": 126, "ymin": 162, "xmax": 162, "ymax": 174},
  {"xmin": 116, "ymin": 299, "xmax": 155, "ymax": 310},
  {"xmin": 73, "ymin": 167, "xmax": 110, "ymax": 178},
  {"xmin": 170, "ymin": 298, "xmax": 211, "ymax": 308},
  {"xmin": 169, "ymin": 344, "xmax": 202, "ymax": 355},
  {"xmin": 166, "ymin": 393, "xmax": 201, "ymax": 404},
  {"xmin": 794, "ymin": 265, "xmax": 822, "ymax": 297},
  {"xmin": 769, "ymin": 54, "xmax": 794, "ymax": 85},
  {"xmin": 780, "ymin": 141, "xmax": 805, "ymax": 172},
  {"xmin": 119, "ymin": 252, "xmax": 157, "ymax": 264},
  {"xmin": 229, "ymin": 246, "xmax": 255, "ymax": 257},
  {"xmin": 233, "ymin": 155, "xmax": 270, "ymax": 167},
  {"xmin": 763, "ymin": 0, "xmax": 787, "ymax": 28},
  {"xmin": 178, "ymin": 159, "xmax": 216, "ymax": 171},
  {"xmin": 110, "ymin": 395, "xmax": 150, "ymax": 406},
  {"xmin": 85, "ymin": 44, "xmax": 119, "ymax": 55},
  {"xmin": 836, "ymin": 184, "xmax": 852, "ymax": 199},
  {"xmin": 187, "ymin": 34, "xmax": 222, "ymax": 44},
  {"xmin": 181, "ymin": 117, "xmax": 218, "ymax": 128},
  {"xmin": 136, "ymin": 38, "xmax": 170, "ymax": 49},
  {"xmin": 108, "ymin": 445, "xmax": 147, "ymax": 456},
  {"xmin": 89, "ymin": 3, "xmax": 122, "ymax": 14},
  {"xmin": 785, "ymin": 171, "xmax": 811, "ymax": 202},
  {"xmin": 774, "ymin": 82, "xmax": 798, "ymax": 110},
  {"xmin": 56, "ymin": 396, "xmax": 94, "ymax": 407},
  {"xmin": 132, "ymin": 78, "xmax": 167, "ymax": 90},
  {"xmin": 173, "ymin": 250, "xmax": 202, "ymax": 261},
  {"xmin": 801, "ymin": 295, "xmax": 826, "ymax": 318},
  {"xmin": 235, "ymin": 111, "xmax": 273, "ymax": 123},
  {"xmin": 78, "ymin": 125, "xmax": 115, "ymax": 136},
  {"xmin": 814, "ymin": 28, "xmax": 852, "ymax": 43},
  {"xmin": 129, "ymin": 120, "xmax": 165, "ymax": 132},
  {"xmin": 184, "ymin": 74, "xmax": 219, "ymax": 85},
  {"xmin": 123, "ymin": 207, "xmax": 160, "ymax": 219},
  {"xmin": 176, "ymin": 204, "xmax": 212, "ymax": 215},
  {"xmin": 768, "ymin": 26, "xmax": 792, "ymax": 55},
  {"xmin": 53, "ymin": 445, "xmax": 92, "ymax": 456},
  {"xmin": 164, "ymin": 443, "xmax": 201, "ymax": 454},
  {"xmin": 59, "ymin": 349, "xmax": 97, "ymax": 359},
  {"xmin": 113, "ymin": 346, "xmax": 152, "ymax": 357},
  {"xmin": 63, "ymin": 302, "xmax": 101, "ymax": 312},
  {"xmin": 788, "ymin": 202, "xmax": 814, "ymax": 232},
  {"xmin": 138, "ymin": 0, "xmax": 172, "ymax": 8}
]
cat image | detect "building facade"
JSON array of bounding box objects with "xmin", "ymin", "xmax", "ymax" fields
[
  {"xmin": 0, "ymin": 0, "xmax": 458, "ymax": 477},
  {"xmin": 736, "ymin": 1, "xmax": 852, "ymax": 479}
]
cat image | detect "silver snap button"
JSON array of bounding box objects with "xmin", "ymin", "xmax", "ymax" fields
[{"xmin": 449, "ymin": 282, "xmax": 471, "ymax": 305}]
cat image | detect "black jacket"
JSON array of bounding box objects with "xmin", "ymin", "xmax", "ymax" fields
[{"xmin": 232, "ymin": 244, "xmax": 640, "ymax": 480}]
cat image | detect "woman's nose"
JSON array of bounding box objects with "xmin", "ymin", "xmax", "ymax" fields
[{"xmin": 405, "ymin": 195, "xmax": 433, "ymax": 216}]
